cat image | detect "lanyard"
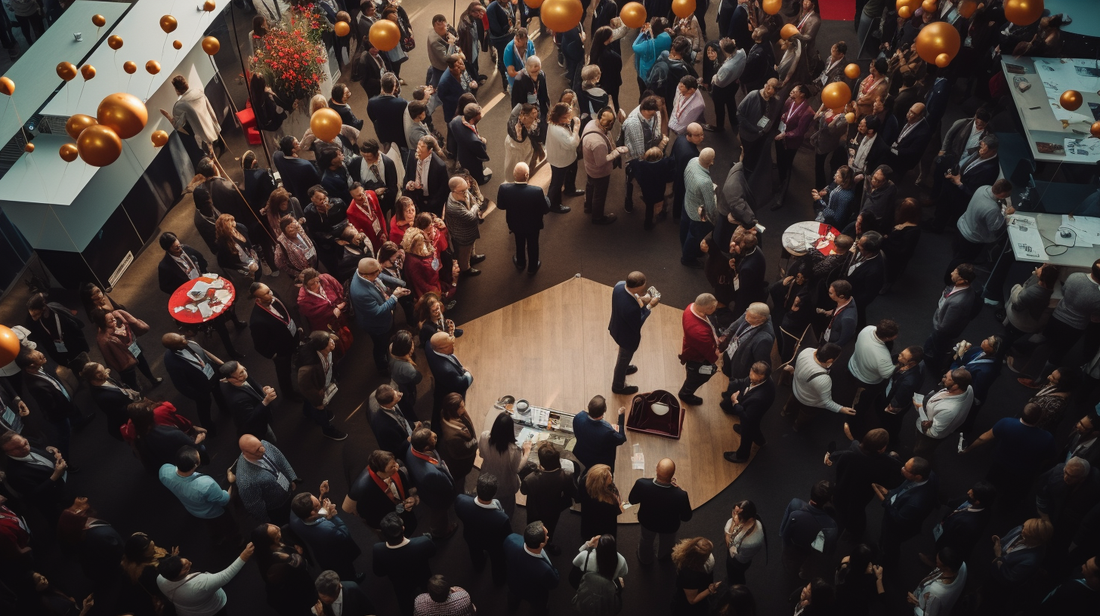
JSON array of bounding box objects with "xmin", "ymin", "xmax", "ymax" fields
[
  {"xmin": 40, "ymin": 311, "xmax": 65, "ymax": 343},
  {"xmin": 797, "ymin": 12, "xmax": 814, "ymax": 30},
  {"xmin": 259, "ymin": 299, "xmax": 291, "ymax": 326},
  {"xmin": 674, "ymin": 91, "xmax": 692, "ymax": 120},
  {"xmin": 783, "ymin": 102, "xmax": 806, "ymax": 124}
]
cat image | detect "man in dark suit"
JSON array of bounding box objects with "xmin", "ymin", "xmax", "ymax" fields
[
  {"xmin": 932, "ymin": 134, "xmax": 1001, "ymax": 232},
  {"xmin": 84, "ymin": 363, "xmax": 141, "ymax": 441},
  {"xmin": 350, "ymin": 258, "xmax": 411, "ymax": 374},
  {"xmin": 609, "ymin": 271, "xmax": 660, "ymax": 395},
  {"xmin": 403, "ymin": 135, "xmax": 449, "ymax": 217},
  {"xmin": 274, "ymin": 135, "xmax": 322, "ymax": 205},
  {"xmin": 878, "ymin": 346, "xmax": 925, "ymax": 451},
  {"xmin": 1064, "ymin": 413, "xmax": 1100, "ymax": 466},
  {"xmin": 425, "ymin": 332, "xmax": 473, "ymax": 429},
  {"xmin": 629, "ymin": 458, "xmax": 693, "ymax": 564},
  {"xmin": 319, "ymin": 148, "xmax": 354, "ymax": 205},
  {"xmin": 368, "ymin": 385, "xmax": 415, "ymax": 457},
  {"xmin": 826, "ymin": 428, "xmax": 903, "ymax": 537},
  {"xmin": 18, "ymin": 349, "xmax": 78, "ymax": 459},
  {"xmin": 842, "ymin": 231, "xmax": 887, "ymax": 329},
  {"xmin": 454, "ymin": 473, "xmax": 511, "ymax": 584},
  {"xmin": 449, "ymin": 103, "xmax": 491, "ymax": 183},
  {"xmin": 723, "ymin": 361, "xmax": 777, "ymax": 464},
  {"xmin": 404, "ymin": 427, "xmax": 458, "ymax": 540},
  {"xmin": 367, "ymin": 73, "xmax": 409, "ymax": 153},
  {"xmin": 196, "ymin": 157, "xmax": 250, "ymax": 228},
  {"xmin": 0, "ymin": 430, "xmax": 67, "ymax": 523},
  {"xmin": 345, "ymin": 449, "xmax": 418, "ymax": 533},
  {"xmin": 503, "ymin": 521, "xmax": 559, "ymax": 615},
  {"xmin": 356, "ymin": 41, "xmax": 388, "ymax": 99},
  {"xmin": 671, "ymin": 125, "xmax": 703, "ymax": 221},
  {"xmin": 372, "ymin": 512, "xmax": 437, "ymax": 616},
  {"xmin": 572, "ymin": 395, "xmax": 627, "ymax": 472},
  {"xmin": 520, "ymin": 442, "xmax": 577, "ymax": 556},
  {"xmin": 314, "ymin": 570, "xmax": 376, "ymax": 616},
  {"xmin": 721, "ymin": 0, "xmax": 752, "ymax": 48},
  {"xmin": 874, "ymin": 456, "xmax": 938, "ymax": 571},
  {"xmin": 162, "ymin": 333, "xmax": 225, "ymax": 434},
  {"xmin": 497, "ymin": 162, "xmax": 550, "ymax": 274},
  {"xmin": 720, "ymin": 303, "xmax": 775, "ymax": 382},
  {"xmin": 289, "ymin": 489, "xmax": 362, "ymax": 581},
  {"xmin": 218, "ymin": 361, "xmax": 276, "ymax": 441},
  {"xmin": 24, "ymin": 293, "xmax": 89, "ymax": 374},
  {"xmin": 329, "ymin": 83, "xmax": 363, "ymax": 131},
  {"xmin": 247, "ymin": 283, "xmax": 302, "ymax": 400},
  {"xmin": 732, "ymin": 233, "xmax": 767, "ymax": 310},
  {"xmin": 0, "ymin": 377, "xmax": 29, "ymax": 435},
  {"xmin": 885, "ymin": 102, "xmax": 932, "ymax": 181},
  {"xmin": 511, "ymin": 56, "xmax": 551, "ymax": 142},
  {"xmin": 923, "ymin": 480, "xmax": 995, "ymax": 564},
  {"xmin": 348, "ymin": 139, "xmax": 398, "ymax": 216}
]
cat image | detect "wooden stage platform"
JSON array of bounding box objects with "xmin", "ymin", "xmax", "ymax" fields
[{"xmin": 460, "ymin": 276, "xmax": 750, "ymax": 523}]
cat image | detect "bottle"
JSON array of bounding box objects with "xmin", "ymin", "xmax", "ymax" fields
[{"xmin": 957, "ymin": 434, "xmax": 965, "ymax": 453}]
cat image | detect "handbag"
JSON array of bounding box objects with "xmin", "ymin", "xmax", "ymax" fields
[
  {"xmin": 569, "ymin": 548, "xmax": 593, "ymax": 588},
  {"xmin": 626, "ymin": 390, "xmax": 685, "ymax": 439}
]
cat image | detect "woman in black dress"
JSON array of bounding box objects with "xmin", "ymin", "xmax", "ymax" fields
[
  {"xmin": 251, "ymin": 523, "xmax": 318, "ymax": 616},
  {"xmin": 589, "ymin": 26, "xmax": 622, "ymax": 111},
  {"xmin": 579, "ymin": 464, "xmax": 622, "ymax": 539},
  {"xmin": 670, "ymin": 536, "xmax": 721, "ymax": 615}
]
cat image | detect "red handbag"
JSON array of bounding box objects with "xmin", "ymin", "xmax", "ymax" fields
[{"xmin": 626, "ymin": 390, "xmax": 686, "ymax": 439}]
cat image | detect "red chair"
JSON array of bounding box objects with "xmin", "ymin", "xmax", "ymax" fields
[{"xmin": 235, "ymin": 103, "xmax": 262, "ymax": 146}]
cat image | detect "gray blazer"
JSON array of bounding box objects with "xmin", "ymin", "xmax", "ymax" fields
[
  {"xmin": 717, "ymin": 162, "xmax": 756, "ymax": 227},
  {"xmin": 931, "ymin": 283, "xmax": 983, "ymax": 339},
  {"xmin": 722, "ymin": 315, "xmax": 776, "ymax": 379},
  {"xmin": 235, "ymin": 441, "xmax": 297, "ymax": 521}
]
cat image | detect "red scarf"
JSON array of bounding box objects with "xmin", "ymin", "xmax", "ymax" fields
[
  {"xmin": 409, "ymin": 448, "xmax": 440, "ymax": 465},
  {"xmin": 369, "ymin": 468, "xmax": 406, "ymax": 502}
]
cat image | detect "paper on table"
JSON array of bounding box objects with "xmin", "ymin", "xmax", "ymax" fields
[
  {"xmin": 190, "ymin": 281, "xmax": 211, "ymax": 296},
  {"xmin": 1007, "ymin": 215, "xmax": 1049, "ymax": 262},
  {"xmin": 631, "ymin": 451, "xmax": 645, "ymax": 470},
  {"xmin": 214, "ymin": 289, "xmax": 232, "ymax": 302},
  {"xmin": 197, "ymin": 302, "xmax": 213, "ymax": 319}
]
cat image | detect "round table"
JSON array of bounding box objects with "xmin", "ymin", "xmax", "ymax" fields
[
  {"xmin": 168, "ymin": 275, "xmax": 236, "ymax": 324},
  {"xmin": 782, "ymin": 221, "xmax": 843, "ymax": 257}
]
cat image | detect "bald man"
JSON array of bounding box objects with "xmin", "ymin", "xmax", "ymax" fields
[
  {"xmin": 497, "ymin": 162, "xmax": 551, "ymax": 274},
  {"xmin": 679, "ymin": 293, "xmax": 721, "ymax": 405},
  {"xmin": 350, "ymin": 257, "xmax": 411, "ymax": 374},
  {"xmin": 681, "ymin": 148, "xmax": 717, "ymax": 268},
  {"xmin": 628, "ymin": 458, "xmax": 693, "ymax": 564},
  {"xmin": 737, "ymin": 78, "xmax": 781, "ymax": 175},
  {"xmin": 887, "ymin": 102, "xmax": 932, "ymax": 180},
  {"xmin": 248, "ymin": 282, "xmax": 302, "ymax": 401},
  {"xmin": 425, "ymin": 331, "xmax": 473, "ymax": 428},
  {"xmin": 231, "ymin": 434, "xmax": 299, "ymax": 524},
  {"xmin": 671, "ymin": 122, "xmax": 705, "ymax": 221},
  {"xmin": 445, "ymin": 175, "xmax": 484, "ymax": 276},
  {"xmin": 162, "ymin": 333, "xmax": 226, "ymax": 434}
]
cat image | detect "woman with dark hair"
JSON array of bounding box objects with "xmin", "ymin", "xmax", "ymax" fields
[
  {"xmin": 438, "ymin": 393, "xmax": 478, "ymax": 495},
  {"xmin": 579, "ymin": 464, "xmax": 623, "ymax": 540},
  {"xmin": 32, "ymin": 572, "xmax": 94, "ymax": 616},
  {"xmin": 415, "ymin": 292, "xmax": 458, "ymax": 348},
  {"xmin": 504, "ymin": 103, "xmax": 540, "ymax": 177},
  {"xmin": 573, "ymin": 533, "xmax": 629, "ymax": 588},
  {"xmin": 91, "ymin": 308, "xmax": 161, "ymax": 390},
  {"xmin": 119, "ymin": 398, "xmax": 197, "ymax": 445},
  {"xmin": 853, "ymin": 211, "xmax": 884, "ymax": 237},
  {"xmin": 120, "ymin": 532, "xmax": 173, "ymax": 615},
  {"xmin": 590, "ymin": 26, "xmax": 623, "ymax": 111},
  {"xmin": 713, "ymin": 583, "xmax": 756, "ymax": 616},
  {"xmin": 670, "ymin": 536, "xmax": 719, "ymax": 615},
  {"xmin": 633, "ymin": 146, "xmax": 675, "ymax": 229},
  {"xmin": 813, "ymin": 166, "xmax": 855, "ymax": 228},
  {"xmin": 296, "ymin": 267, "xmax": 347, "ymax": 339},
  {"xmin": 632, "ymin": 17, "xmax": 672, "ymax": 94},
  {"xmin": 296, "ymin": 331, "xmax": 347, "ymax": 441},
  {"xmin": 249, "ymin": 72, "xmax": 288, "ymax": 133},
  {"xmin": 546, "ymin": 102, "xmax": 583, "ymax": 213},
  {"xmin": 389, "ymin": 329, "xmax": 422, "ymax": 423},
  {"xmin": 881, "ymin": 197, "xmax": 923, "ymax": 294},
  {"xmin": 833, "ymin": 543, "xmax": 883, "ymax": 615},
  {"xmin": 1026, "ymin": 367, "xmax": 1079, "ymax": 430},
  {"xmin": 251, "ymin": 523, "xmax": 317, "ymax": 616},
  {"xmin": 377, "ymin": 240, "xmax": 415, "ymax": 323},
  {"xmin": 215, "ymin": 213, "xmax": 261, "ymax": 282},
  {"xmin": 390, "ymin": 196, "xmax": 417, "ymax": 245},
  {"xmin": 79, "ymin": 282, "xmax": 126, "ymax": 321},
  {"xmin": 261, "ymin": 188, "xmax": 306, "ymax": 241},
  {"xmin": 56, "ymin": 497, "xmax": 124, "ymax": 590},
  {"xmin": 794, "ymin": 578, "xmax": 836, "ymax": 616},
  {"xmin": 723, "ymin": 500, "xmax": 765, "ymax": 585},
  {"xmin": 701, "ymin": 41, "xmax": 725, "ymax": 92},
  {"xmin": 478, "ymin": 411, "xmax": 530, "ymax": 516},
  {"xmin": 854, "ymin": 58, "xmax": 889, "ymax": 120},
  {"xmin": 127, "ymin": 400, "xmax": 206, "ymax": 471}
]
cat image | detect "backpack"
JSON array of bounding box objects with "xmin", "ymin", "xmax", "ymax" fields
[{"xmin": 571, "ymin": 571, "xmax": 622, "ymax": 615}]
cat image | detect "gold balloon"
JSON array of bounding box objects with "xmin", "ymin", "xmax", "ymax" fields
[
  {"xmin": 921, "ymin": 0, "xmax": 937, "ymax": 13},
  {"xmin": 1060, "ymin": 90, "xmax": 1083, "ymax": 111},
  {"xmin": 1091, "ymin": 121, "xmax": 1100, "ymax": 139},
  {"xmin": 203, "ymin": 0, "xmax": 216, "ymax": 11},
  {"xmin": 672, "ymin": 0, "xmax": 696, "ymax": 19},
  {"xmin": 123, "ymin": 61, "xmax": 137, "ymax": 74},
  {"xmin": 958, "ymin": 0, "xmax": 979, "ymax": 18},
  {"xmin": 844, "ymin": 63, "xmax": 860, "ymax": 80},
  {"xmin": 92, "ymin": 14, "xmax": 106, "ymax": 27},
  {"xmin": 540, "ymin": 0, "xmax": 583, "ymax": 32},
  {"xmin": 0, "ymin": 325, "xmax": 20, "ymax": 366},
  {"xmin": 107, "ymin": 35, "xmax": 123, "ymax": 50},
  {"xmin": 525, "ymin": 0, "xmax": 545, "ymax": 7},
  {"xmin": 914, "ymin": 21, "xmax": 961, "ymax": 65},
  {"xmin": 173, "ymin": 40, "xmax": 183, "ymax": 50},
  {"xmin": 151, "ymin": 130, "xmax": 170, "ymax": 148},
  {"xmin": 0, "ymin": 76, "xmax": 13, "ymax": 96},
  {"xmin": 77, "ymin": 125, "xmax": 123, "ymax": 167},
  {"xmin": 844, "ymin": 112, "xmax": 856, "ymax": 124},
  {"xmin": 334, "ymin": 21, "xmax": 350, "ymax": 37},
  {"xmin": 57, "ymin": 62, "xmax": 78, "ymax": 81},
  {"xmin": 1004, "ymin": 0, "xmax": 1043, "ymax": 26},
  {"xmin": 899, "ymin": 5, "xmax": 913, "ymax": 18},
  {"xmin": 66, "ymin": 114, "xmax": 98, "ymax": 140},
  {"xmin": 146, "ymin": 60, "xmax": 161, "ymax": 75},
  {"xmin": 59, "ymin": 143, "xmax": 79, "ymax": 162},
  {"xmin": 97, "ymin": 92, "xmax": 149, "ymax": 140},
  {"xmin": 160, "ymin": 15, "xmax": 178, "ymax": 34},
  {"xmin": 936, "ymin": 53, "xmax": 951, "ymax": 68},
  {"xmin": 23, "ymin": 143, "xmax": 33, "ymax": 153},
  {"xmin": 781, "ymin": 23, "xmax": 799, "ymax": 40},
  {"xmin": 896, "ymin": 0, "xmax": 920, "ymax": 10},
  {"xmin": 821, "ymin": 82, "xmax": 852, "ymax": 111},
  {"xmin": 201, "ymin": 36, "xmax": 220, "ymax": 55},
  {"xmin": 368, "ymin": 20, "xmax": 401, "ymax": 52},
  {"xmin": 620, "ymin": 2, "xmax": 647, "ymax": 29},
  {"xmin": 310, "ymin": 108, "xmax": 343, "ymax": 143},
  {"xmin": 80, "ymin": 65, "xmax": 96, "ymax": 81},
  {"xmin": 762, "ymin": 0, "xmax": 782, "ymax": 15}
]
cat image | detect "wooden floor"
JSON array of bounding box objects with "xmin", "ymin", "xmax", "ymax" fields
[{"xmin": 460, "ymin": 276, "xmax": 750, "ymax": 523}]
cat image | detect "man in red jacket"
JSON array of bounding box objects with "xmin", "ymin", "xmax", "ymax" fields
[{"xmin": 678, "ymin": 293, "xmax": 720, "ymax": 406}]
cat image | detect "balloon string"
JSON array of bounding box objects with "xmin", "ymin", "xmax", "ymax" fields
[
  {"xmin": 27, "ymin": 152, "xmax": 45, "ymax": 185},
  {"xmin": 77, "ymin": 80, "xmax": 87, "ymax": 107},
  {"xmin": 48, "ymin": 205, "xmax": 108, "ymax": 291},
  {"xmin": 57, "ymin": 164, "xmax": 70, "ymax": 199},
  {"xmin": 116, "ymin": 144, "xmax": 146, "ymax": 242}
]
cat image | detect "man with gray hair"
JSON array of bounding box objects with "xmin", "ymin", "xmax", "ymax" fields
[
  {"xmin": 679, "ymin": 293, "xmax": 721, "ymax": 405},
  {"xmin": 511, "ymin": 55, "xmax": 551, "ymax": 143},
  {"xmin": 681, "ymin": 147, "xmax": 717, "ymax": 268},
  {"xmin": 1035, "ymin": 456, "xmax": 1100, "ymax": 562},
  {"xmin": 314, "ymin": 569, "xmax": 376, "ymax": 615},
  {"xmin": 720, "ymin": 302, "xmax": 775, "ymax": 383},
  {"xmin": 350, "ymin": 257, "xmax": 411, "ymax": 374},
  {"xmin": 446, "ymin": 175, "xmax": 484, "ymax": 277},
  {"xmin": 497, "ymin": 162, "xmax": 551, "ymax": 274},
  {"xmin": 449, "ymin": 103, "xmax": 491, "ymax": 183},
  {"xmin": 737, "ymin": 77, "xmax": 781, "ymax": 175}
]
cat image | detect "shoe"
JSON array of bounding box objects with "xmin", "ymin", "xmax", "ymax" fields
[
  {"xmin": 150, "ymin": 377, "xmax": 164, "ymax": 387},
  {"xmin": 433, "ymin": 523, "xmax": 459, "ymax": 541},
  {"xmin": 565, "ymin": 190, "xmax": 585, "ymax": 197},
  {"xmin": 625, "ymin": 365, "xmax": 638, "ymax": 375},
  {"xmin": 470, "ymin": 254, "xmax": 486, "ymax": 264},
  {"xmin": 681, "ymin": 259, "xmax": 704, "ymax": 269},
  {"xmin": 461, "ymin": 268, "xmax": 481, "ymax": 277},
  {"xmin": 454, "ymin": 328, "xmax": 464, "ymax": 338},
  {"xmin": 233, "ymin": 320, "xmax": 248, "ymax": 331},
  {"xmin": 550, "ymin": 205, "xmax": 571, "ymax": 214},
  {"xmin": 681, "ymin": 394, "xmax": 703, "ymax": 406},
  {"xmin": 703, "ymin": 124, "xmax": 722, "ymax": 132},
  {"xmin": 593, "ymin": 214, "xmax": 618, "ymax": 225},
  {"xmin": 322, "ymin": 426, "xmax": 348, "ymax": 441},
  {"xmin": 624, "ymin": 201, "xmax": 635, "ymax": 214},
  {"xmin": 1018, "ymin": 377, "xmax": 1043, "ymax": 389},
  {"xmin": 611, "ymin": 385, "xmax": 639, "ymax": 395},
  {"xmin": 723, "ymin": 452, "xmax": 748, "ymax": 464},
  {"xmin": 1005, "ymin": 356, "xmax": 1022, "ymax": 374},
  {"xmin": 513, "ymin": 255, "xmax": 526, "ymax": 271},
  {"xmin": 528, "ymin": 261, "xmax": 541, "ymax": 275}
]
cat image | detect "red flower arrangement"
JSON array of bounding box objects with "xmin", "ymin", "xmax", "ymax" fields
[
  {"xmin": 288, "ymin": 2, "xmax": 332, "ymax": 48},
  {"xmin": 250, "ymin": 21, "xmax": 328, "ymax": 102}
]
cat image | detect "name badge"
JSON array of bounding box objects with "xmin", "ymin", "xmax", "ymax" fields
[
  {"xmin": 733, "ymin": 275, "xmax": 740, "ymax": 291},
  {"xmin": 823, "ymin": 326, "xmax": 833, "ymax": 341},
  {"xmin": 777, "ymin": 121, "xmax": 787, "ymax": 133},
  {"xmin": 54, "ymin": 340, "xmax": 68, "ymax": 353},
  {"xmin": 932, "ymin": 522, "xmax": 944, "ymax": 541},
  {"xmin": 323, "ymin": 382, "xmax": 339, "ymax": 406},
  {"xmin": 288, "ymin": 319, "xmax": 298, "ymax": 337},
  {"xmin": 305, "ymin": 246, "xmax": 317, "ymax": 260},
  {"xmin": 127, "ymin": 341, "xmax": 142, "ymax": 358},
  {"xmin": 188, "ymin": 269, "xmax": 200, "ymax": 280},
  {"xmin": 275, "ymin": 471, "xmax": 290, "ymax": 491},
  {"xmin": 526, "ymin": 93, "xmax": 538, "ymax": 104},
  {"xmin": 2, "ymin": 406, "xmax": 22, "ymax": 433},
  {"xmin": 890, "ymin": 146, "xmax": 899, "ymax": 155},
  {"xmin": 964, "ymin": 36, "xmax": 973, "ymax": 48},
  {"xmin": 200, "ymin": 361, "xmax": 215, "ymax": 380},
  {"xmin": 820, "ymin": 73, "xmax": 828, "ymax": 85},
  {"xmin": 756, "ymin": 116, "xmax": 769, "ymax": 129}
]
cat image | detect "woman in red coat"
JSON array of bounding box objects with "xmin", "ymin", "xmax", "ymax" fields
[
  {"xmin": 296, "ymin": 268, "xmax": 353, "ymax": 356},
  {"xmin": 389, "ymin": 196, "xmax": 417, "ymax": 245},
  {"xmin": 91, "ymin": 309, "xmax": 162, "ymax": 390},
  {"xmin": 346, "ymin": 185, "xmax": 388, "ymax": 253}
]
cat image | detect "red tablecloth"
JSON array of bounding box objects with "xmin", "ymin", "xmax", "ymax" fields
[
  {"xmin": 782, "ymin": 221, "xmax": 843, "ymax": 257},
  {"xmin": 168, "ymin": 275, "xmax": 236, "ymax": 324}
]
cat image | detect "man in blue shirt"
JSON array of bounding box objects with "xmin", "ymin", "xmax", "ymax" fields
[
  {"xmin": 962, "ymin": 403, "xmax": 1057, "ymax": 504},
  {"xmin": 159, "ymin": 446, "xmax": 239, "ymax": 545},
  {"xmin": 573, "ymin": 395, "xmax": 628, "ymax": 473}
]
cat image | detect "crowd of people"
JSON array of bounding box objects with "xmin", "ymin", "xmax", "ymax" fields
[{"xmin": 2, "ymin": 0, "xmax": 1099, "ymax": 615}]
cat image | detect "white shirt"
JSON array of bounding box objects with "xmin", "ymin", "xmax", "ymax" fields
[
  {"xmin": 668, "ymin": 89, "xmax": 705, "ymax": 134},
  {"xmin": 792, "ymin": 348, "xmax": 843, "ymax": 413},
  {"xmin": 416, "ymin": 156, "xmax": 431, "ymax": 195},
  {"xmin": 848, "ymin": 326, "xmax": 896, "ymax": 385},
  {"xmin": 546, "ymin": 123, "xmax": 581, "ymax": 168},
  {"xmin": 852, "ymin": 133, "xmax": 877, "ymax": 173},
  {"xmin": 913, "ymin": 563, "xmax": 968, "ymax": 616},
  {"xmin": 918, "ymin": 386, "xmax": 975, "ymax": 439}
]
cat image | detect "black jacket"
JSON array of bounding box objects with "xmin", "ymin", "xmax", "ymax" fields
[
  {"xmin": 520, "ymin": 465, "xmax": 577, "ymax": 524},
  {"xmin": 221, "ymin": 376, "xmax": 272, "ymax": 438},
  {"xmin": 510, "ymin": 71, "xmax": 551, "ymax": 112},
  {"xmin": 402, "ymin": 151, "xmax": 449, "ymax": 217},
  {"xmin": 272, "ymin": 153, "xmax": 322, "ymax": 205},
  {"xmin": 628, "ymin": 478, "xmax": 692, "ymax": 533},
  {"xmin": 728, "ymin": 377, "xmax": 777, "ymax": 422},
  {"xmin": 454, "ymin": 494, "xmax": 511, "ymax": 553},
  {"xmin": 347, "ymin": 153, "xmax": 398, "ymax": 214},
  {"xmin": 366, "ymin": 94, "xmax": 409, "ymax": 146},
  {"xmin": 89, "ymin": 382, "xmax": 136, "ymax": 440},
  {"xmin": 157, "ymin": 246, "xmax": 209, "ymax": 294},
  {"xmin": 448, "ymin": 116, "xmax": 490, "ymax": 179},
  {"xmin": 248, "ymin": 296, "xmax": 300, "ymax": 359},
  {"xmin": 4, "ymin": 446, "xmax": 67, "ymax": 517},
  {"xmin": 496, "ymin": 182, "xmax": 549, "ymax": 234},
  {"xmin": 329, "ymin": 100, "xmax": 364, "ymax": 131},
  {"xmin": 163, "ymin": 342, "xmax": 219, "ymax": 401},
  {"xmin": 25, "ymin": 370, "xmax": 76, "ymax": 424},
  {"xmin": 934, "ymin": 499, "xmax": 992, "ymax": 555},
  {"xmin": 24, "ymin": 304, "xmax": 89, "ymax": 364}
]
